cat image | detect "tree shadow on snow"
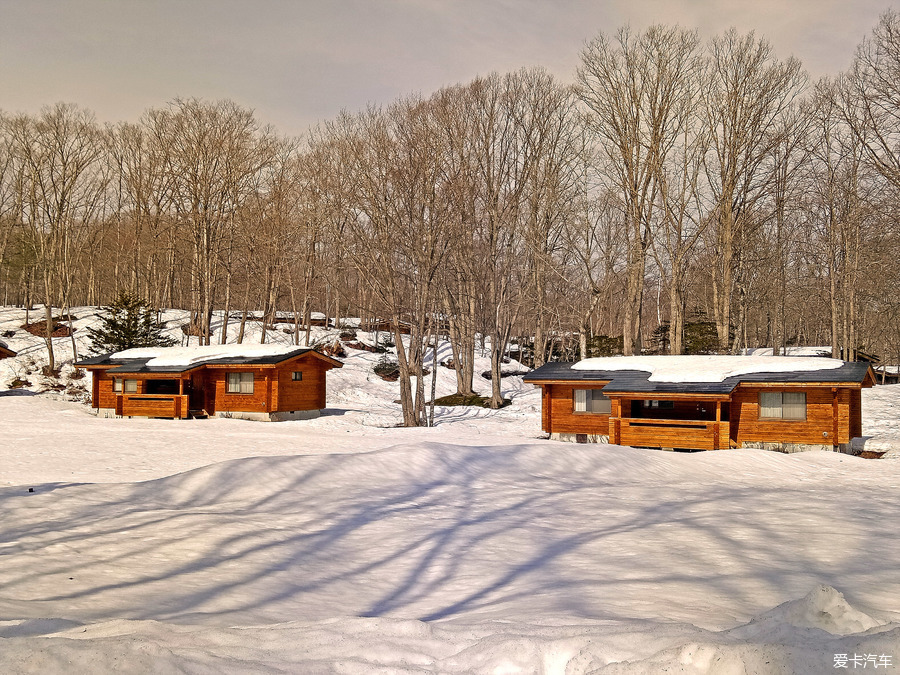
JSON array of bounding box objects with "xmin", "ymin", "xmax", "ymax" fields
[{"xmin": 1, "ymin": 446, "xmax": 897, "ymax": 631}]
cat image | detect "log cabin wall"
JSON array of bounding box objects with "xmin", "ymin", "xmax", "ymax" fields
[
  {"xmin": 849, "ymin": 388, "xmax": 862, "ymax": 439},
  {"xmin": 730, "ymin": 385, "xmax": 853, "ymax": 446},
  {"xmin": 207, "ymin": 368, "xmax": 271, "ymax": 414},
  {"xmin": 275, "ymin": 356, "xmax": 327, "ymax": 412},
  {"xmin": 545, "ymin": 383, "xmax": 611, "ymax": 435},
  {"xmin": 94, "ymin": 370, "xmax": 148, "ymax": 408}
]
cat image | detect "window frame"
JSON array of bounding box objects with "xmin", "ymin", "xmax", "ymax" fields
[
  {"xmin": 113, "ymin": 377, "xmax": 123, "ymax": 392},
  {"xmin": 573, "ymin": 388, "xmax": 612, "ymax": 415},
  {"xmin": 291, "ymin": 371, "xmax": 303, "ymax": 382},
  {"xmin": 758, "ymin": 390, "xmax": 807, "ymax": 421},
  {"xmin": 226, "ymin": 371, "xmax": 255, "ymax": 395}
]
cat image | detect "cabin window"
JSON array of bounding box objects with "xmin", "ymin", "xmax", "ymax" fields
[
  {"xmin": 115, "ymin": 378, "xmax": 137, "ymax": 393},
  {"xmin": 226, "ymin": 372, "xmax": 254, "ymax": 394},
  {"xmin": 573, "ymin": 389, "xmax": 611, "ymax": 414},
  {"xmin": 292, "ymin": 371, "xmax": 302, "ymax": 381},
  {"xmin": 642, "ymin": 400, "xmax": 674, "ymax": 410},
  {"xmin": 759, "ymin": 391, "xmax": 806, "ymax": 420}
]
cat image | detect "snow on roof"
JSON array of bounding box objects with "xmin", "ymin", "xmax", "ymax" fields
[
  {"xmin": 570, "ymin": 355, "xmax": 844, "ymax": 383},
  {"xmin": 113, "ymin": 344, "xmax": 304, "ymax": 367}
]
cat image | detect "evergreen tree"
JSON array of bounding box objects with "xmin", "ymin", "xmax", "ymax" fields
[{"xmin": 87, "ymin": 291, "xmax": 176, "ymax": 354}]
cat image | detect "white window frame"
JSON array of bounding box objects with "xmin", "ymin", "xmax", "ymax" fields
[
  {"xmin": 226, "ymin": 371, "xmax": 254, "ymax": 394},
  {"xmin": 759, "ymin": 391, "xmax": 806, "ymax": 420},
  {"xmin": 573, "ymin": 388, "xmax": 611, "ymax": 414}
]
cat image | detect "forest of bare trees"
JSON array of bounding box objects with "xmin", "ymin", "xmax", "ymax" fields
[{"xmin": 3, "ymin": 15, "xmax": 900, "ymax": 425}]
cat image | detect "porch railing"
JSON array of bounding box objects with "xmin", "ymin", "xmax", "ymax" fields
[
  {"xmin": 614, "ymin": 418, "xmax": 730, "ymax": 450},
  {"xmin": 115, "ymin": 394, "xmax": 190, "ymax": 419}
]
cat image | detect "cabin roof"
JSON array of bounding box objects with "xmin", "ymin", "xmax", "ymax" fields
[
  {"xmin": 523, "ymin": 357, "xmax": 874, "ymax": 394},
  {"xmin": 0, "ymin": 341, "xmax": 15, "ymax": 358},
  {"xmin": 76, "ymin": 345, "xmax": 342, "ymax": 373}
]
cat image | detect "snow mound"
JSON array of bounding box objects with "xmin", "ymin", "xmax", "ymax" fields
[
  {"xmin": 571, "ymin": 355, "xmax": 844, "ymax": 382},
  {"xmin": 596, "ymin": 587, "xmax": 896, "ymax": 675},
  {"xmin": 113, "ymin": 343, "xmax": 305, "ymax": 367},
  {"xmin": 741, "ymin": 585, "xmax": 885, "ymax": 636}
]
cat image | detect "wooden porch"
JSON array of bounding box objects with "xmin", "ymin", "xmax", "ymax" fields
[
  {"xmin": 608, "ymin": 397, "xmax": 731, "ymax": 450},
  {"xmin": 611, "ymin": 418, "xmax": 731, "ymax": 450},
  {"xmin": 115, "ymin": 394, "xmax": 190, "ymax": 419}
]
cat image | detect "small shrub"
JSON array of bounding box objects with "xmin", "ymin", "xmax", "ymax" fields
[
  {"xmin": 41, "ymin": 365, "xmax": 59, "ymax": 377},
  {"xmin": 587, "ymin": 335, "xmax": 624, "ymax": 357},
  {"xmin": 69, "ymin": 368, "xmax": 86, "ymax": 380},
  {"xmin": 481, "ymin": 369, "xmax": 529, "ymax": 380},
  {"xmin": 434, "ymin": 393, "xmax": 511, "ymax": 408},
  {"xmin": 374, "ymin": 356, "xmax": 400, "ymax": 381},
  {"xmin": 9, "ymin": 377, "xmax": 30, "ymax": 389},
  {"xmin": 683, "ymin": 321, "xmax": 722, "ymax": 355}
]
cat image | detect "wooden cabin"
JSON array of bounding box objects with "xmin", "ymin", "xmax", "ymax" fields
[
  {"xmin": 873, "ymin": 365, "xmax": 900, "ymax": 385},
  {"xmin": 76, "ymin": 345, "xmax": 343, "ymax": 421},
  {"xmin": 523, "ymin": 355, "xmax": 875, "ymax": 452},
  {"xmin": 0, "ymin": 341, "xmax": 15, "ymax": 359}
]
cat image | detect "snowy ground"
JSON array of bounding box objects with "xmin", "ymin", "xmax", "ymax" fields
[{"xmin": 1, "ymin": 306, "xmax": 900, "ymax": 673}]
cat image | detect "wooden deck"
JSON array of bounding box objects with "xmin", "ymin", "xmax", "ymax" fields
[{"xmin": 115, "ymin": 394, "xmax": 190, "ymax": 419}]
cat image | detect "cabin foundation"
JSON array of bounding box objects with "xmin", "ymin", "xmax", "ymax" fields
[{"xmin": 550, "ymin": 432, "xmax": 609, "ymax": 444}]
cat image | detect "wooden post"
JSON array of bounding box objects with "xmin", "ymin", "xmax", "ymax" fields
[
  {"xmin": 832, "ymin": 387, "xmax": 839, "ymax": 447},
  {"xmin": 542, "ymin": 385, "xmax": 552, "ymax": 434},
  {"xmin": 714, "ymin": 400, "xmax": 722, "ymax": 450},
  {"xmin": 610, "ymin": 398, "xmax": 621, "ymax": 445}
]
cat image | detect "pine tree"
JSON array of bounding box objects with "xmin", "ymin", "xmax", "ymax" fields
[{"xmin": 87, "ymin": 291, "xmax": 176, "ymax": 354}]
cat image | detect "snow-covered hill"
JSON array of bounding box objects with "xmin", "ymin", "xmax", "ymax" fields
[{"xmin": 2, "ymin": 305, "xmax": 900, "ymax": 673}]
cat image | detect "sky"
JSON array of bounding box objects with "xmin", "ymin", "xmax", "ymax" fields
[{"xmin": 0, "ymin": 0, "xmax": 895, "ymax": 137}]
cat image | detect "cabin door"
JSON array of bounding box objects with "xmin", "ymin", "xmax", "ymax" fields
[{"xmin": 188, "ymin": 374, "xmax": 207, "ymax": 412}]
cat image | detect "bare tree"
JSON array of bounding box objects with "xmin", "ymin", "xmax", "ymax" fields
[
  {"xmin": 8, "ymin": 104, "xmax": 107, "ymax": 370},
  {"xmin": 578, "ymin": 25, "xmax": 703, "ymax": 355},
  {"xmin": 702, "ymin": 30, "xmax": 806, "ymax": 351},
  {"xmin": 145, "ymin": 98, "xmax": 277, "ymax": 344}
]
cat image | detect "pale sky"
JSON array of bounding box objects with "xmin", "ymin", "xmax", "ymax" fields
[{"xmin": 0, "ymin": 0, "xmax": 894, "ymax": 136}]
